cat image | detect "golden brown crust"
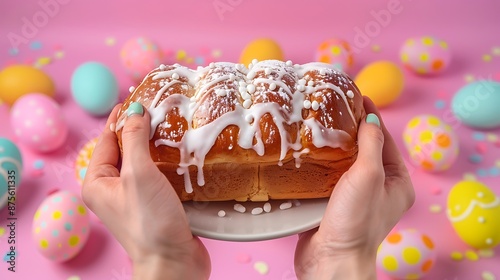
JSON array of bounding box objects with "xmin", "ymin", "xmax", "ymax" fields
[{"xmin": 116, "ymin": 60, "xmax": 365, "ymax": 201}]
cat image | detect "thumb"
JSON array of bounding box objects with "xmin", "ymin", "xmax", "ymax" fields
[
  {"xmin": 121, "ymin": 102, "xmax": 153, "ymax": 167},
  {"xmin": 353, "ymin": 113, "xmax": 385, "ymax": 171}
]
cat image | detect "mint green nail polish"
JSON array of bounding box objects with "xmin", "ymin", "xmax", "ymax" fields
[
  {"xmin": 127, "ymin": 102, "xmax": 144, "ymax": 117},
  {"xmin": 366, "ymin": 113, "xmax": 381, "ymax": 127}
]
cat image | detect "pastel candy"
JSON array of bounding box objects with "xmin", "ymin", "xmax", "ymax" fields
[{"xmin": 403, "ymin": 115, "xmax": 459, "ymax": 171}]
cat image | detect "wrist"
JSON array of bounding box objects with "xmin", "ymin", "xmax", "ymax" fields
[{"xmin": 314, "ymin": 252, "xmax": 377, "ymax": 280}]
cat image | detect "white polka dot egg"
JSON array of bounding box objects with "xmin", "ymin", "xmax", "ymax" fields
[
  {"xmin": 403, "ymin": 115, "xmax": 459, "ymax": 172},
  {"xmin": 377, "ymin": 229, "xmax": 436, "ymax": 279},
  {"xmin": 400, "ymin": 36, "xmax": 451, "ymax": 75},
  {"xmin": 10, "ymin": 93, "xmax": 68, "ymax": 153},
  {"xmin": 32, "ymin": 190, "xmax": 90, "ymax": 262}
]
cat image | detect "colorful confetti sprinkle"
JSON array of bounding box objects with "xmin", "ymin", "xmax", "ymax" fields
[
  {"xmin": 105, "ymin": 37, "xmax": 116, "ymax": 46},
  {"xmin": 464, "ymin": 74, "xmax": 475, "ymax": 83},
  {"xmin": 430, "ymin": 186, "xmax": 442, "ymax": 195},
  {"xmin": 472, "ymin": 132, "xmax": 486, "ymax": 141},
  {"xmin": 30, "ymin": 41, "xmax": 43, "ymax": 50},
  {"xmin": 493, "ymin": 47, "xmax": 500, "ymax": 56},
  {"xmin": 465, "ymin": 250, "xmax": 479, "ymax": 261},
  {"xmin": 482, "ymin": 54, "xmax": 493, "ymax": 62},
  {"xmin": 477, "ymin": 168, "xmax": 488, "ymax": 177},
  {"xmin": 0, "ymin": 227, "xmax": 5, "ymax": 237},
  {"xmin": 489, "ymin": 167, "xmax": 500, "ymax": 176},
  {"xmin": 434, "ymin": 100, "xmax": 445, "ymax": 109},
  {"xmin": 212, "ymin": 49, "xmax": 222, "ymax": 58},
  {"xmin": 450, "ymin": 251, "xmax": 463, "ymax": 261},
  {"xmin": 236, "ymin": 253, "xmax": 252, "ymax": 264},
  {"xmin": 253, "ymin": 261, "xmax": 269, "ymax": 275},
  {"xmin": 176, "ymin": 50, "xmax": 187, "ymax": 60},
  {"xmin": 463, "ymin": 172, "xmax": 477, "ymax": 181},
  {"xmin": 8, "ymin": 48, "xmax": 19, "ymax": 56},
  {"xmin": 482, "ymin": 271, "xmax": 496, "ymax": 280},
  {"xmin": 469, "ymin": 154, "xmax": 483, "ymax": 164},
  {"xmin": 486, "ymin": 133, "xmax": 498, "ymax": 142},
  {"xmin": 34, "ymin": 56, "xmax": 52, "ymax": 68},
  {"xmin": 429, "ymin": 204, "xmax": 442, "ymax": 213},
  {"xmin": 478, "ymin": 249, "xmax": 495, "ymax": 258},
  {"xmin": 3, "ymin": 251, "xmax": 16, "ymax": 262},
  {"xmin": 67, "ymin": 276, "xmax": 81, "ymax": 280},
  {"xmin": 54, "ymin": 51, "xmax": 65, "ymax": 59},
  {"xmin": 371, "ymin": 45, "xmax": 381, "ymax": 52},
  {"xmin": 33, "ymin": 159, "xmax": 45, "ymax": 169}
]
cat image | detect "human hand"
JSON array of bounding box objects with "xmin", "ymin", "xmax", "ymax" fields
[
  {"xmin": 294, "ymin": 97, "xmax": 415, "ymax": 279},
  {"xmin": 82, "ymin": 102, "xmax": 211, "ymax": 280}
]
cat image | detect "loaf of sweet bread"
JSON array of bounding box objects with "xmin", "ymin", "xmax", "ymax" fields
[{"xmin": 115, "ymin": 60, "xmax": 365, "ymax": 201}]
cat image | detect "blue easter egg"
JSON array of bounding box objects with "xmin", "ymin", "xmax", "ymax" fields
[
  {"xmin": 0, "ymin": 138, "xmax": 23, "ymax": 209},
  {"xmin": 71, "ymin": 62, "xmax": 118, "ymax": 116},
  {"xmin": 451, "ymin": 81, "xmax": 500, "ymax": 129}
]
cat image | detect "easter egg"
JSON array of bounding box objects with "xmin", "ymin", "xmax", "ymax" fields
[
  {"xmin": 10, "ymin": 93, "xmax": 68, "ymax": 153},
  {"xmin": 75, "ymin": 137, "xmax": 98, "ymax": 185},
  {"xmin": 377, "ymin": 229, "xmax": 436, "ymax": 279},
  {"xmin": 120, "ymin": 37, "xmax": 163, "ymax": 82},
  {"xmin": 400, "ymin": 36, "xmax": 450, "ymax": 75},
  {"xmin": 354, "ymin": 61, "xmax": 404, "ymax": 107},
  {"xmin": 32, "ymin": 190, "xmax": 90, "ymax": 262},
  {"xmin": 451, "ymin": 80, "xmax": 500, "ymax": 129},
  {"xmin": 0, "ymin": 65, "xmax": 55, "ymax": 106},
  {"xmin": 0, "ymin": 138, "xmax": 23, "ymax": 209},
  {"xmin": 315, "ymin": 39, "xmax": 354, "ymax": 73},
  {"xmin": 71, "ymin": 62, "xmax": 119, "ymax": 116},
  {"xmin": 447, "ymin": 180, "xmax": 500, "ymax": 249},
  {"xmin": 403, "ymin": 115, "xmax": 459, "ymax": 171},
  {"xmin": 240, "ymin": 38, "xmax": 284, "ymax": 67}
]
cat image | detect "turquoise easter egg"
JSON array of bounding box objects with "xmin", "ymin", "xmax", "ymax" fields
[
  {"xmin": 451, "ymin": 81, "xmax": 500, "ymax": 129},
  {"xmin": 0, "ymin": 138, "xmax": 23, "ymax": 209},
  {"xmin": 71, "ymin": 62, "xmax": 118, "ymax": 116}
]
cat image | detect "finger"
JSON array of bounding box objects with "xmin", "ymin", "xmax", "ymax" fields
[
  {"xmin": 120, "ymin": 102, "xmax": 153, "ymax": 168},
  {"xmin": 353, "ymin": 104, "xmax": 385, "ymax": 172},
  {"xmin": 363, "ymin": 97, "xmax": 405, "ymax": 168},
  {"xmin": 85, "ymin": 104, "xmax": 122, "ymax": 183}
]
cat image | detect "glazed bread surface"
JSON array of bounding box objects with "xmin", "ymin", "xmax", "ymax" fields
[{"xmin": 115, "ymin": 60, "xmax": 365, "ymax": 201}]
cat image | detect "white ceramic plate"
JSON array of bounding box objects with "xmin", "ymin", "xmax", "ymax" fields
[{"xmin": 183, "ymin": 198, "xmax": 329, "ymax": 241}]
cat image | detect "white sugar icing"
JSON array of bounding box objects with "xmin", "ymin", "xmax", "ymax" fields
[{"xmin": 116, "ymin": 60, "xmax": 358, "ymax": 193}]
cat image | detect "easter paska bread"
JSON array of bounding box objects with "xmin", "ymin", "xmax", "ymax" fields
[{"xmin": 115, "ymin": 60, "xmax": 365, "ymax": 201}]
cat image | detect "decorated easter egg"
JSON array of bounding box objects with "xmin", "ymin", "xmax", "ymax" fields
[
  {"xmin": 120, "ymin": 37, "xmax": 163, "ymax": 82},
  {"xmin": 377, "ymin": 229, "xmax": 436, "ymax": 279},
  {"xmin": 354, "ymin": 61, "xmax": 404, "ymax": 107},
  {"xmin": 400, "ymin": 36, "xmax": 450, "ymax": 75},
  {"xmin": 75, "ymin": 137, "xmax": 98, "ymax": 185},
  {"xmin": 315, "ymin": 39, "xmax": 354, "ymax": 73},
  {"xmin": 240, "ymin": 38, "xmax": 284, "ymax": 67},
  {"xmin": 0, "ymin": 65, "xmax": 55, "ymax": 106},
  {"xmin": 447, "ymin": 180, "xmax": 500, "ymax": 249},
  {"xmin": 0, "ymin": 138, "xmax": 23, "ymax": 209},
  {"xmin": 403, "ymin": 115, "xmax": 459, "ymax": 171},
  {"xmin": 71, "ymin": 62, "xmax": 118, "ymax": 116},
  {"xmin": 32, "ymin": 190, "xmax": 90, "ymax": 262},
  {"xmin": 451, "ymin": 80, "xmax": 500, "ymax": 129},
  {"xmin": 10, "ymin": 93, "xmax": 68, "ymax": 153}
]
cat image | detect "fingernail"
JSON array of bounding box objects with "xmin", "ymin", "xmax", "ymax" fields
[
  {"xmin": 366, "ymin": 113, "xmax": 381, "ymax": 127},
  {"xmin": 109, "ymin": 122, "xmax": 116, "ymax": 132},
  {"xmin": 126, "ymin": 102, "xmax": 144, "ymax": 117}
]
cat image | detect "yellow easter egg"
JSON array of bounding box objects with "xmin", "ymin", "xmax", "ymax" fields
[
  {"xmin": 0, "ymin": 65, "xmax": 55, "ymax": 106},
  {"xmin": 354, "ymin": 61, "xmax": 404, "ymax": 107},
  {"xmin": 239, "ymin": 38, "xmax": 284, "ymax": 67},
  {"xmin": 447, "ymin": 180, "xmax": 500, "ymax": 249}
]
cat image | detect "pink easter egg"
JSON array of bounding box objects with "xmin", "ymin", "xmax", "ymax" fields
[
  {"xmin": 315, "ymin": 39, "xmax": 354, "ymax": 73},
  {"xmin": 120, "ymin": 37, "xmax": 163, "ymax": 81},
  {"xmin": 32, "ymin": 190, "xmax": 90, "ymax": 262},
  {"xmin": 377, "ymin": 229, "xmax": 437, "ymax": 279},
  {"xmin": 10, "ymin": 93, "xmax": 68, "ymax": 153},
  {"xmin": 403, "ymin": 115, "xmax": 459, "ymax": 171},
  {"xmin": 400, "ymin": 36, "xmax": 451, "ymax": 75}
]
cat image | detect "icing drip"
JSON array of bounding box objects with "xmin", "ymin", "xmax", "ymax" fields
[
  {"xmin": 447, "ymin": 196, "xmax": 500, "ymax": 223},
  {"xmin": 117, "ymin": 61, "xmax": 359, "ymax": 193}
]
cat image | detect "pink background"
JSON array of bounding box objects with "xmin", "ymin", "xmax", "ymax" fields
[{"xmin": 1, "ymin": 0, "xmax": 500, "ymax": 279}]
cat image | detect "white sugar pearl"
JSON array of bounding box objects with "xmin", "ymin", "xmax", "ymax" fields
[
  {"xmin": 286, "ymin": 60, "xmax": 293, "ymax": 66},
  {"xmin": 303, "ymin": 100, "xmax": 312, "ymax": 109},
  {"xmin": 172, "ymin": 73, "xmax": 180, "ymax": 80},
  {"xmin": 243, "ymin": 99, "xmax": 253, "ymax": 109},
  {"xmin": 129, "ymin": 86, "xmax": 136, "ymax": 93},
  {"xmin": 263, "ymin": 202, "xmax": 271, "ymax": 213},
  {"xmin": 245, "ymin": 114, "xmax": 254, "ymax": 123},
  {"xmin": 280, "ymin": 202, "xmax": 292, "ymax": 210},
  {"xmin": 246, "ymin": 84, "xmax": 256, "ymax": 94},
  {"xmin": 298, "ymin": 79, "xmax": 307, "ymax": 85},
  {"xmin": 216, "ymin": 89, "xmax": 227, "ymax": 97},
  {"xmin": 264, "ymin": 68, "xmax": 272, "ymax": 75},
  {"xmin": 297, "ymin": 84, "xmax": 306, "ymax": 92},
  {"xmin": 229, "ymin": 73, "xmax": 236, "ymax": 80},
  {"xmin": 269, "ymin": 83, "xmax": 277, "ymax": 90},
  {"xmin": 159, "ymin": 64, "xmax": 166, "ymax": 70},
  {"xmin": 311, "ymin": 101, "xmax": 320, "ymax": 111},
  {"xmin": 234, "ymin": 204, "xmax": 246, "ymax": 213},
  {"xmin": 251, "ymin": 207, "xmax": 264, "ymax": 215},
  {"xmin": 307, "ymin": 81, "xmax": 314, "ymax": 86},
  {"xmin": 319, "ymin": 69, "xmax": 326, "ymax": 75},
  {"xmin": 217, "ymin": 210, "xmax": 226, "ymax": 217},
  {"xmin": 252, "ymin": 59, "xmax": 258, "ymax": 65},
  {"xmin": 347, "ymin": 90, "xmax": 354, "ymax": 98}
]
